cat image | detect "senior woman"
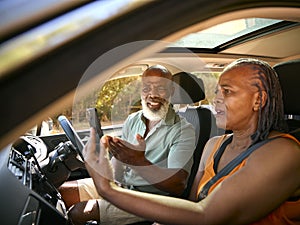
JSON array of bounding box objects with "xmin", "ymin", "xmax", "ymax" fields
[{"xmin": 83, "ymin": 58, "xmax": 300, "ymax": 225}]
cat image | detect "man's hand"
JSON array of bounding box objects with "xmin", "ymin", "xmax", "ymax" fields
[
  {"xmin": 107, "ymin": 133, "xmax": 188, "ymax": 196},
  {"xmin": 107, "ymin": 134, "xmax": 150, "ymax": 166}
]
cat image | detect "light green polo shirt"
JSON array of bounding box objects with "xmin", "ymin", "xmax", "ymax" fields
[{"xmin": 121, "ymin": 105, "xmax": 196, "ymax": 195}]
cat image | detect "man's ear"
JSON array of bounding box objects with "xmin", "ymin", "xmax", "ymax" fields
[
  {"xmin": 170, "ymin": 85, "xmax": 175, "ymax": 96},
  {"xmin": 253, "ymin": 91, "xmax": 267, "ymax": 111},
  {"xmin": 168, "ymin": 84, "xmax": 175, "ymax": 98}
]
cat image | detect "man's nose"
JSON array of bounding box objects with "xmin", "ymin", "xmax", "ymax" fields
[{"xmin": 149, "ymin": 87, "xmax": 159, "ymax": 96}]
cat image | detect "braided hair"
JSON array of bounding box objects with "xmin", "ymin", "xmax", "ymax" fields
[{"xmin": 223, "ymin": 58, "xmax": 288, "ymax": 143}]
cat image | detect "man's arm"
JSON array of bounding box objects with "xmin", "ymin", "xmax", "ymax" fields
[
  {"xmin": 116, "ymin": 112, "xmax": 195, "ymax": 195},
  {"xmin": 107, "ymin": 132, "xmax": 194, "ymax": 196},
  {"xmin": 131, "ymin": 161, "xmax": 189, "ymax": 196}
]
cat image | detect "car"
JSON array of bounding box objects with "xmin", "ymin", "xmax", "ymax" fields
[{"xmin": 0, "ymin": 0, "xmax": 299, "ymax": 224}]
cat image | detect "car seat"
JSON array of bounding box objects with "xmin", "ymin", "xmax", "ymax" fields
[
  {"xmin": 171, "ymin": 71, "xmax": 219, "ymax": 198},
  {"xmin": 273, "ymin": 59, "xmax": 300, "ymax": 141}
]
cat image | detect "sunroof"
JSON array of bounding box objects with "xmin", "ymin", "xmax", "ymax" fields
[{"xmin": 172, "ymin": 18, "xmax": 282, "ymax": 48}]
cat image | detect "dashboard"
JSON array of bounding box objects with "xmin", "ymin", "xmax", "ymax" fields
[
  {"xmin": 0, "ymin": 122, "xmax": 117, "ymax": 225},
  {"xmin": 0, "ymin": 136, "xmax": 69, "ymax": 225}
]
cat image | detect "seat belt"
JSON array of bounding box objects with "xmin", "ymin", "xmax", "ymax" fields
[{"xmin": 198, "ymin": 137, "xmax": 277, "ymax": 201}]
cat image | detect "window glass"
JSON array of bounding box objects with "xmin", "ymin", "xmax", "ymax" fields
[
  {"xmin": 42, "ymin": 70, "xmax": 220, "ymax": 136},
  {"xmin": 0, "ymin": 0, "xmax": 139, "ymax": 78},
  {"xmin": 45, "ymin": 73, "xmax": 143, "ymax": 135},
  {"xmin": 193, "ymin": 71, "xmax": 221, "ymax": 104},
  {"xmin": 171, "ymin": 18, "xmax": 282, "ymax": 48}
]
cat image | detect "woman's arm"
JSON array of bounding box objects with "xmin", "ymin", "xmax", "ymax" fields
[
  {"xmin": 111, "ymin": 156, "xmax": 125, "ymax": 182},
  {"xmin": 84, "ymin": 129, "xmax": 300, "ymax": 225}
]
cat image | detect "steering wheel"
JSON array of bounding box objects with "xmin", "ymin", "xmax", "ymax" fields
[{"xmin": 58, "ymin": 115, "xmax": 85, "ymax": 161}]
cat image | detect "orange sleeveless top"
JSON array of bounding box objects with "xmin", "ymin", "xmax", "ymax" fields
[{"xmin": 197, "ymin": 133, "xmax": 300, "ymax": 224}]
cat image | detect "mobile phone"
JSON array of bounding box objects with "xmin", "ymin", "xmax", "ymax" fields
[{"xmin": 86, "ymin": 108, "xmax": 104, "ymax": 144}]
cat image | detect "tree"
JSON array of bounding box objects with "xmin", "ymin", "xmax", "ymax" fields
[{"xmin": 96, "ymin": 76, "xmax": 141, "ymax": 125}]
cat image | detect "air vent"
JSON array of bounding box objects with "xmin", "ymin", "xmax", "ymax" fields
[{"xmin": 8, "ymin": 148, "xmax": 32, "ymax": 188}]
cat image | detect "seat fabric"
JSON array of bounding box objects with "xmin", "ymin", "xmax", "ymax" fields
[
  {"xmin": 273, "ymin": 59, "xmax": 300, "ymax": 141},
  {"xmin": 172, "ymin": 72, "xmax": 219, "ymax": 198}
]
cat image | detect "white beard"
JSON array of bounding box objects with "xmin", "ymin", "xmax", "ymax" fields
[{"xmin": 141, "ymin": 99, "xmax": 169, "ymax": 121}]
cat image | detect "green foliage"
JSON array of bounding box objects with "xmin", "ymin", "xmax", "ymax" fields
[
  {"xmin": 96, "ymin": 76, "xmax": 141, "ymax": 125},
  {"xmin": 56, "ymin": 76, "xmax": 141, "ymax": 129}
]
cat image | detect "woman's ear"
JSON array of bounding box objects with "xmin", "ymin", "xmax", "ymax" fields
[{"xmin": 253, "ymin": 91, "xmax": 267, "ymax": 111}]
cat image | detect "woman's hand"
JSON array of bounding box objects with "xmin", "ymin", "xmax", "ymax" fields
[{"xmin": 83, "ymin": 128, "xmax": 114, "ymax": 194}]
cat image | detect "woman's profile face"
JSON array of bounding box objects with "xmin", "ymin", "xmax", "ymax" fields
[{"xmin": 214, "ymin": 65, "xmax": 264, "ymax": 131}]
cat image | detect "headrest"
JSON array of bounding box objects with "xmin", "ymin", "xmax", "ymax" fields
[
  {"xmin": 171, "ymin": 72, "xmax": 205, "ymax": 104},
  {"xmin": 273, "ymin": 59, "xmax": 300, "ymax": 115}
]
